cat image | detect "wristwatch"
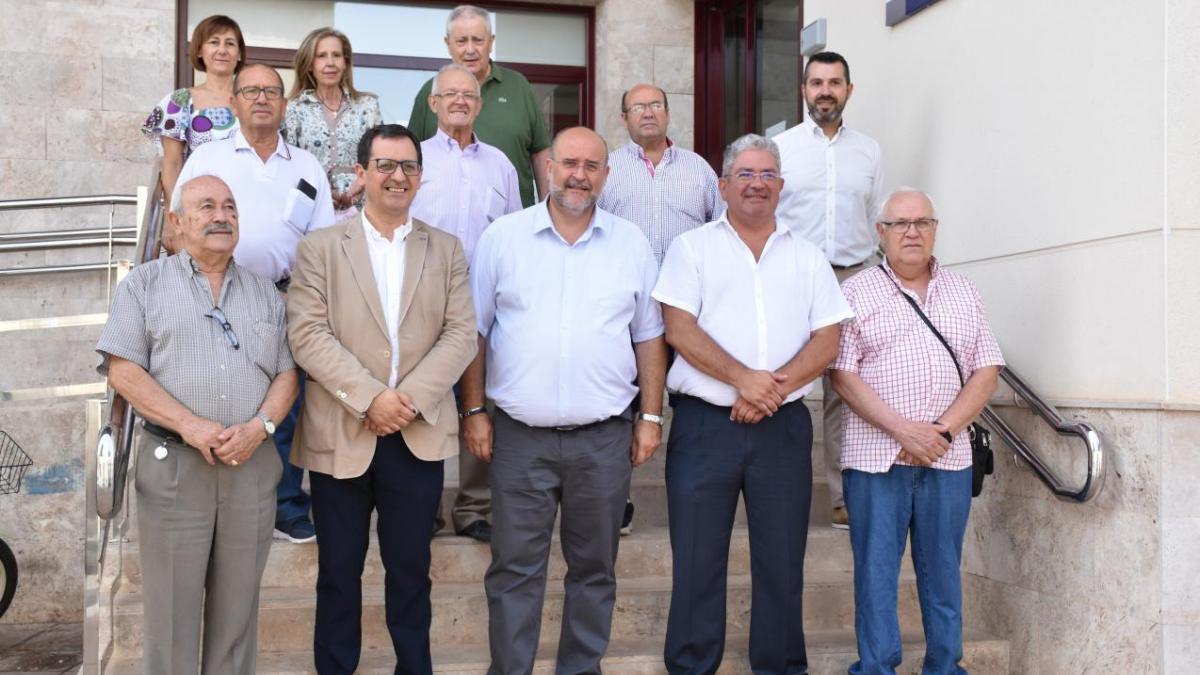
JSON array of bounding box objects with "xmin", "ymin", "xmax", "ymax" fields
[
  {"xmin": 637, "ymin": 412, "xmax": 665, "ymax": 427},
  {"xmin": 459, "ymin": 406, "xmax": 488, "ymax": 420},
  {"xmin": 257, "ymin": 412, "xmax": 276, "ymax": 435}
]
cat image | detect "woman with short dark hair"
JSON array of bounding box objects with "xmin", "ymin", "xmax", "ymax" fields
[{"xmin": 142, "ymin": 15, "xmax": 245, "ymax": 209}]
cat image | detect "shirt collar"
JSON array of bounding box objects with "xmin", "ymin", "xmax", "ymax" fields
[
  {"xmin": 627, "ymin": 138, "xmax": 675, "ymax": 162},
  {"xmin": 880, "ymin": 255, "xmax": 942, "ymax": 284},
  {"xmin": 801, "ymin": 116, "xmax": 846, "ymax": 143},
  {"xmin": 435, "ymin": 127, "xmax": 479, "ymax": 154},
  {"xmin": 176, "ymin": 248, "xmax": 236, "ymax": 277},
  {"xmin": 482, "ymin": 62, "xmax": 503, "ymax": 84},
  {"xmin": 362, "ymin": 210, "xmax": 412, "ymax": 245},
  {"xmin": 233, "ymin": 128, "xmax": 292, "ymax": 160},
  {"xmin": 715, "ymin": 212, "xmax": 790, "ymax": 239},
  {"xmin": 296, "ymin": 87, "xmax": 351, "ymax": 105},
  {"xmin": 533, "ymin": 200, "xmax": 605, "ymax": 244}
]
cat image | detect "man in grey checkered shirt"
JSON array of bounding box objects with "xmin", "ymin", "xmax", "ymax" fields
[{"xmin": 95, "ymin": 174, "xmax": 299, "ymax": 675}]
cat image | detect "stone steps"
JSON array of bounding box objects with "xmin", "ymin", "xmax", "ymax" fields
[
  {"xmin": 110, "ymin": 572, "xmax": 928, "ymax": 657},
  {"xmin": 104, "ymin": 629, "xmax": 1010, "ymax": 674},
  {"xmin": 107, "ymin": 526, "xmax": 901, "ymax": 591}
]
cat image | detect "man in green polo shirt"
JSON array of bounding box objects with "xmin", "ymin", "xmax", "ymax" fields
[{"xmin": 408, "ymin": 4, "xmax": 551, "ymax": 207}]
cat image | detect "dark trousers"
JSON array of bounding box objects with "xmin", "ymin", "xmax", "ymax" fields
[
  {"xmin": 664, "ymin": 395, "xmax": 813, "ymax": 675},
  {"xmin": 274, "ymin": 378, "xmax": 311, "ymax": 524},
  {"xmin": 485, "ymin": 408, "xmax": 633, "ymax": 675},
  {"xmin": 309, "ymin": 433, "xmax": 445, "ymax": 675}
]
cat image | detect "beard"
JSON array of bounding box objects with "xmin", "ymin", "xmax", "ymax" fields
[
  {"xmin": 806, "ymin": 96, "xmax": 845, "ymax": 125},
  {"xmin": 549, "ymin": 177, "xmax": 596, "ymax": 214}
]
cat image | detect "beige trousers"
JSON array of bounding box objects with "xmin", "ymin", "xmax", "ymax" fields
[
  {"xmin": 134, "ymin": 428, "xmax": 281, "ymax": 675},
  {"xmin": 824, "ymin": 251, "xmax": 882, "ymax": 509}
]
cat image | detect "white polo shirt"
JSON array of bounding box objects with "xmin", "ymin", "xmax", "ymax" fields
[
  {"xmin": 177, "ymin": 129, "xmax": 337, "ymax": 283},
  {"xmin": 471, "ymin": 201, "xmax": 664, "ymax": 427},
  {"xmin": 774, "ymin": 119, "xmax": 885, "ymax": 267},
  {"xmin": 652, "ymin": 215, "xmax": 853, "ymax": 407}
]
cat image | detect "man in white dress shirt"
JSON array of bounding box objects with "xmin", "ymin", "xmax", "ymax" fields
[
  {"xmin": 773, "ymin": 51, "xmax": 885, "ymax": 529},
  {"xmin": 411, "ymin": 63, "xmax": 521, "ymax": 543},
  {"xmin": 176, "ymin": 62, "xmax": 337, "ymax": 544},
  {"xmin": 654, "ymin": 134, "xmax": 853, "ymax": 674},
  {"xmin": 462, "ymin": 126, "xmax": 668, "ymax": 674}
]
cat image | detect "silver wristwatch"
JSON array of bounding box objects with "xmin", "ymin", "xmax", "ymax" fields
[
  {"xmin": 257, "ymin": 412, "xmax": 276, "ymax": 435},
  {"xmin": 636, "ymin": 412, "xmax": 665, "ymax": 427}
]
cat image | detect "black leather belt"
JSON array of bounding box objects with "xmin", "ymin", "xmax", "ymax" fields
[
  {"xmin": 142, "ymin": 421, "xmax": 184, "ymax": 444},
  {"xmin": 498, "ymin": 407, "xmax": 631, "ymax": 432},
  {"xmin": 831, "ymin": 259, "xmax": 870, "ymax": 271}
]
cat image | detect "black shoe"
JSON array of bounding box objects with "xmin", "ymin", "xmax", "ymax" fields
[
  {"xmin": 456, "ymin": 520, "xmax": 492, "ymax": 543},
  {"xmin": 620, "ymin": 500, "xmax": 634, "ymax": 536}
]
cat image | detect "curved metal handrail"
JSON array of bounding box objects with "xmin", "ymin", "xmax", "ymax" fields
[{"xmin": 980, "ymin": 367, "xmax": 1105, "ymax": 502}]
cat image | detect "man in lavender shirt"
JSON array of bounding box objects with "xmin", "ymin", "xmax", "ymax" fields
[{"xmin": 411, "ymin": 63, "xmax": 522, "ymax": 542}]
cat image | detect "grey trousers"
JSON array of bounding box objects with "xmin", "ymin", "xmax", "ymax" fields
[
  {"xmin": 134, "ymin": 427, "xmax": 281, "ymax": 675},
  {"xmin": 453, "ymin": 434, "xmax": 491, "ymax": 531},
  {"xmin": 485, "ymin": 409, "xmax": 633, "ymax": 675},
  {"xmin": 824, "ymin": 251, "xmax": 882, "ymax": 509}
]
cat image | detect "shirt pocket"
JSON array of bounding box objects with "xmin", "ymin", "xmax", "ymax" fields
[
  {"xmin": 283, "ymin": 187, "xmax": 317, "ymax": 234},
  {"xmin": 245, "ymin": 319, "xmax": 281, "ymax": 377},
  {"xmin": 486, "ymin": 186, "xmax": 509, "ymax": 224}
]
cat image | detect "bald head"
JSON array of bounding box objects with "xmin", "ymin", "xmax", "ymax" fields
[
  {"xmin": 168, "ymin": 174, "xmax": 239, "ymax": 260},
  {"xmin": 878, "ymin": 188, "xmax": 937, "ymax": 223},
  {"xmin": 232, "ymin": 62, "xmax": 284, "ymax": 91},
  {"xmin": 547, "ymin": 127, "xmax": 610, "ymax": 216}
]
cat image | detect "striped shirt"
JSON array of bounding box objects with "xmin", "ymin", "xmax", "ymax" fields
[
  {"xmin": 598, "ymin": 140, "xmax": 724, "ymax": 265},
  {"xmin": 96, "ymin": 249, "xmax": 295, "ymax": 428},
  {"xmin": 411, "ymin": 129, "xmax": 522, "ymax": 265},
  {"xmin": 831, "ymin": 258, "xmax": 1005, "ymax": 473}
]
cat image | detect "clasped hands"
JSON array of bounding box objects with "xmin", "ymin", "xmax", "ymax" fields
[
  {"xmin": 730, "ymin": 369, "xmax": 791, "ymax": 424},
  {"xmin": 364, "ymin": 388, "xmax": 419, "ymax": 436},
  {"xmin": 178, "ymin": 415, "xmax": 267, "ymax": 466},
  {"xmin": 891, "ymin": 419, "xmax": 953, "ymax": 467}
]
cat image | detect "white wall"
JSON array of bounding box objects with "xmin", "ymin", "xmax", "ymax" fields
[{"xmin": 803, "ymin": 0, "xmax": 1175, "ymax": 403}]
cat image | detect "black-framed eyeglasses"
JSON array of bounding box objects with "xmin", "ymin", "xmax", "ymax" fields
[
  {"xmin": 205, "ymin": 307, "xmax": 240, "ymax": 350},
  {"xmin": 880, "ymin": 218, "xmax": 938, "ymax": 233},
  {"xmin": 235, "ymin": 86, "xmax": 284, "ymax": 101},
  {"xmin": 370, "ymin": 158, "xmax": 422, "ymax": 176}
]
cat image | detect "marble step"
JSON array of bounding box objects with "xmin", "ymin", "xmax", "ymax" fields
[
  {"xmin": 110, "ymin": 572, "xmax": 927, "ymax": 657},
  {"xmin": 104, "ymin": 629, "xmax": 1009, "ymax": 674},
  {"xmin": 107, "ymin": 525, "xmax": 896, "ymax": 591}
]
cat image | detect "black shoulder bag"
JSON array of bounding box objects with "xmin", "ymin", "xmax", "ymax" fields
[{"xmin": 882, "ymin": 267, "xmax": 994, "ymax": 497}]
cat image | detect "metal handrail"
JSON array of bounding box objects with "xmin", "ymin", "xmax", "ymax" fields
[
  {"xmin": 0, "ymin": 226, "xmax": 137, "ymax": 241},
  {"xmin": 980, "ymin": 367, "xmax": 1106, "ymax": 502},
  {"xmin": 0, "ymin": 195, "xmax": 137, "ymax": 211},
  {"xmin": 0, "ymin": 195, "xmax": 139, "ymax": 277}
]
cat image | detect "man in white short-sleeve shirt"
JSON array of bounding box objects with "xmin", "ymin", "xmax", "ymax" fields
[
  {"xmin": 176, "ymin": 63, "xmax": 337, "ymax": 545},
  {"xmin": 653, "ymin": 133, "xmax": 852, "ymax": 674}
]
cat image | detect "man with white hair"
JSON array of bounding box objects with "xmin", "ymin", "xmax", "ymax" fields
[
  {"xmin": 411, "ymin": 63, "xmax": 522, "ymax": 542},
  {"xmin": 407, "ymin": 4, "xmax": 550, "ymax": 207},
  {"xmin": 830, "ymin": 188, "xmax": 1003, "ymax": 675},
  {"xmin": 653, "ymin": 133, "xmax": 853, "ymax": 673},
  {"xmin": 96, "ymin": 174, "xmax": 299, "ymax": 674}
]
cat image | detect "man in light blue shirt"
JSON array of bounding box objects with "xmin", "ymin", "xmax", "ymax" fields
[
  {"xmin": 411, "ymin": 63, "xmax": 522, "ymax": 543},
  {"xmin": 460, "ymin": 127, "xmax": 667, "ymax": 674}
]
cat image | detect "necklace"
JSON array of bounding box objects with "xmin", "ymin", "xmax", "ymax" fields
[{"xmin": 318, "ymin": 90, "xmax": 343, "ymax": 114}]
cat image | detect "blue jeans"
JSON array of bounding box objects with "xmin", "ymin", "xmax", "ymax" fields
[
  {"xmin": 843, "ymin": 466, "xmax": 972, "ymax": 675},
  {"xmin": 274, "ymin": 378, "xmax": 311, "ymax": 525}
]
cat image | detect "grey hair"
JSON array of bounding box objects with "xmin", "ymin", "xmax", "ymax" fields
[
  {"xmin": 169, "ymin": 174, "xmax": 231, "ymax": 216},
  {"xmin": 432, "ymin": 63, "xmax": 482, "ymax": 96},
  {"xmin": 877, "ymin": 186, "xmax": 938, "ymax": 223},
  {"xmin": 446, "ymin": 5, "xmax": 492, "ymax": 36},
  {"xmin": 721, "ymin": 133, "xmax": 781, "ymax": 177}
]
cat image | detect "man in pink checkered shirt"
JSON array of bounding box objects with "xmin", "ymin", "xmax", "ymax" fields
[{"xmin": 829, "ymin": 188, "xmax": 1004, "ymax": 675}]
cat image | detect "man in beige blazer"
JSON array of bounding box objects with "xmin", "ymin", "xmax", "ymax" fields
[{"xmin": 287, "ymin": 123, "xmax": 477, "ymax": 675}]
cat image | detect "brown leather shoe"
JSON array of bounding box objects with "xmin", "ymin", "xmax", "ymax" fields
[{"xmin": 831, "ymin": 506, "xmax": 850, "ymax": 531}]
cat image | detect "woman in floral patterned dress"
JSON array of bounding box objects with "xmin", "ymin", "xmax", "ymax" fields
[
  {"xmin": 142, "ymin": 15, "xmax": 244, "ymax": 211},
  {"xmin": 285, "ymin": 27, "xmax": 384, "ymax": 220}
]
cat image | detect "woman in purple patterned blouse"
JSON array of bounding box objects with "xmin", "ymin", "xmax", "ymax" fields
[{"xmin": 142, "ymin": 15, "xmax": 245, "ymax": 210}]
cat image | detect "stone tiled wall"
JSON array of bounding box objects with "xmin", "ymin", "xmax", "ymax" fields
[
  {"xmin": 961, "ymin": 403, "xmax": 1176, "ymax": 673},
  {"xmin": 0, "ymin": 0, "xmax": 175, "ymax": 624}
]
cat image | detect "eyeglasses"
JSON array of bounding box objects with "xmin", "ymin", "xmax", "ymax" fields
[
  {"xmin": 880, "ymin": 218, "xmax": 938, "ymax": 233},
  {"xmin": 205, "ymin": 307, "xmax": 240, "ymax": 350},
  {"xmin": 726, "ymin": 170, "xmax": 781, "ymax": 184},
  {"xmin": 624, "ymin": 101, "xmax": 666, "ymax": 115},
  {"xmin": 554, "ymin": 157, "xmax": 605, "ymax": 174},
  {"xmin": 434, "ymin": 90, "xmax": 480, "ymax": 102},
  {"xmin": 235, "ymin": 86, "xmax": 284, "ymax": 101},
  {"xmin": 370, "ymin": 158, "xmax": 422, "ymax": 176}
]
